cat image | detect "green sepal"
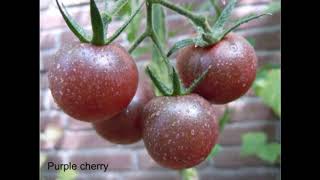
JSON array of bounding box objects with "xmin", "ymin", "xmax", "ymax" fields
[
  {"xmin": 146, "ymin": 66, "xmax": 173, "ymax": 96},
  {"xmin": 90, "ymin": 0, "xmax": 105, "ymax": 45},
  {"xmin": 211, "ymin": 0, "xmax": 237, "ymax": 38},
  {"xmin": 184, "ymin": 66, "xmax": 211, "ymax": 94},
  {"xmin": 221, "ymin": 13, "xmax": 271, "ymax": 38},
  {"xmin": 55, "ymin": 0, "xmax": 91, "ymax": 43},
  {"xmin": 172, "ymin": 67, "xmax": 185, "ymax": 95},
  {"xmin": 166, "ymin": 38, "xmax": 194, "ymax": 57}
]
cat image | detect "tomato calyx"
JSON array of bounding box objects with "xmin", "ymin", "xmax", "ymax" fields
[
  {"xmin": 167, "ymin": 0, "xmax": 271, "ymax": 57},
  {"xmin": 55, "ymin": 0, "xmax": 144, "ymax": 46},
  {"xmin": 146, "ymin": 64, "xmax": 211, "ymax": 96}
]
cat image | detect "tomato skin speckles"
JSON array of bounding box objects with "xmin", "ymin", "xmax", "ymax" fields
[
  {"xmin": 176, "ymin": 33, "xmax": 257, "ymax": 104},
  {"xmin": 48, "ymin": 43, "xmax": 138, "ymax": 122},
  {"xmin": 142, "ymin": 94, "xmax": 219, "ymax": 169}
]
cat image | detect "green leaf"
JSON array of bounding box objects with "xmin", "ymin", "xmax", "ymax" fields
[
  {"xmin": 90, "ymin": 0, "xmax": 105, "ymax": 45},
  {"xmin": 206, "ymin": 144, "xmax": 222, "ymax": 160},
  {"xmin": 57, "ymin": 169, "xmax": 77, "ymax": 180},
  {"xmin": 257, "ymin": 142, "xmax": 281, "ymax": 164},
  {"xmin": 117, "ymin": 0, "xmax": 132, "ymax": 16},
  {"xmin": 180, "ymin": 168, "xmax": 199, "ymax": 180},
  {"xmin": 106, "ymin": 0, "xmax": 144, "ymax": 44},
  {"xmin": 241, "ymin": 132, "xmax": 267, "ymax": 156},
  {"xmin": 253, "ymin": 68, "xmax": 281, "ymax": 117},
  {"xmin": 221, "ymin": 13, "xmax": 270, "ymax": 37},
  {"xmin": 211, "ymin": 0, "xmax": 237, "ymax": 38},
  {"xmin": 167, "ymin": 38, "xmax": 194, "ymax": 57},
  {"xmin": 131, "ymin": 46, "xmax": 149, "ymax": 58},
  {"xmin": 218, "ymin": 107, "xmax": 231, "ymax": 131},
  {"xmin": 55, "ymin": 0, "xmax": 91, "ymax": 43}
]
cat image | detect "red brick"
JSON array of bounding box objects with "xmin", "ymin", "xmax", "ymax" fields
[
  {"xmin": 41, "ymin": 52, "xmax": 55, "ymax": 72},
  {"xmin": 228, "ymin": 97, "xmax": 277, "ymax": 122},
  {"xmin": 40, "ymin": 6, "xmax": 88, "ymax": 30},
  {"xmin": 40, "ymin": 32, "xmax": 57, "ymax": 50},
  {"xmin": 40, "ymin": 73, "xmax": 49, "ymax": 89},
  {"xmin": 200, "ymin": 168, "xmax": 279, "ymax": 180},
  {"xmin": 257, "ymin": 51, "xmax": 281, "ymax": 67},
  {"xmin": 66, "ymin": 116, "xmax": 93, "ymax": 130},
  {"xmin": 40, "ymin": 11, "xmax": 65, "ymax": 29},
  {"xmin": 58, "ymin": 130, "xmax": 115, "ymax": 149},
  {"xmin": 76, "ymin": 9, "xmax": 91, "ymax": 27},
  {"xmin": 218, "ymin": 121, "xmax": 277, "ymax": 145},
  {"xmin": 68, "ymin": 150, "xmax": 134, "ymax": 171},
  {"xmin": 240, "ymin": 29, "xmax": 281, "ymax": 50},
  {"xmin": 167, "ymin": 16, "xmax": 194, "ymax": 37},
  {"xmin": 122, "ymin": 172, "xmax": 179, "ymax": 180},
  {"xmin": 212, "ymin": 146, "xmax": 270, "ymax": 168}
]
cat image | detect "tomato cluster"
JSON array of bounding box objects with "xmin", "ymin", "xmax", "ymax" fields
[
  {"xmin": 48, "ymin": 0, "xmax": 258, "ymax": 171},
  {"xmin": 48, "ymin": 33, "xmax": 256, "ymax": 169}
]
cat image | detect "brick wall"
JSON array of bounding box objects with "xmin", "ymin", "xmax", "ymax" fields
[{"xmin": 40, "ymin": 0, "xmax": 281, "ymax": 179}]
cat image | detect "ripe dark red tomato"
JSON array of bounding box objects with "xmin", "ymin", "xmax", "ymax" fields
[
  {"xmin": 176, "ymin": 33, "xmax": 257, "ymax": 104},
  {"xmin": 93, "ymin": 62, "xmax": 155, "ymax": 144},
  {"xmin": 142, "ymin": 94, "xmax": 219, "ymax": 169},
  {"xmin": 48, "ymin": 43, "xmax": 138, "ymax": 122}
]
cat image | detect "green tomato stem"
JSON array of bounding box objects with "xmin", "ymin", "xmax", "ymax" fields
[
  {"xmin": 153, "ymin": 0, "xmax": 212, "ymax": 33},
  {"xmin": 128, "ymin": 31, "xmax": 149, "ymax": 53}
]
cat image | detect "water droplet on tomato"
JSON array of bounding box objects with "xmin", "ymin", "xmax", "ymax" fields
[{"xmin": 191, "ymin": 129, "xmax": 195, "ymax": 135}]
